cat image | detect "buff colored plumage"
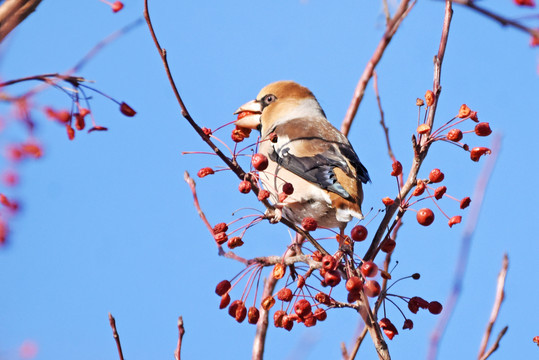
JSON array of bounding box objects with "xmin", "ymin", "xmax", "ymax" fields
[{"xmin": 234, "ymin": 81, "xmax": 370, "ymax": 232}]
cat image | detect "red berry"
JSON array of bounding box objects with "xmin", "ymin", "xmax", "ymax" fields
[
  {"xmin": 447, "ymin": 128, "xmax": 463, "ymax": 142},
  {"xmin": 257, "ymin": 189, "xmax": 270, "ymax": 201},
  {"xmin": 434, "ymin": 186, "xmax": 447, "ymax": 200},
  {"xmin": 261, "ymin": 296, "xmax": 275, "ymax": 310},
  {"xmin": 448, "ymin": 216, "xmax": 462, "ymax": 228},
  {"xmin": 514, "ymin": 0, "xmax": 535, "ymax": 6},
  {"xmin": 391, "ymin": 161, "xmax": 402, "ymax": 176},
  {"xmin": 460, "ymin": 197, "xmax": 471, "ymax": 209},
  {"xmin": 474, "ymin": 122, "xmax": 492, "ymax": 137},
  {"xmin": 417, "ymin": 124, "xmax": 431, "ymax": 134},
  {"xmin": 470, "ymin": 147, "xmax": 491, "ymax": 162},
  {"xmin": 79, "ymin": 108, "xmax": 90, "ymax": 117},
  {"xmin": 314, "ymin": 308, "xmax": 327, "ymax": 321},
  {"xmin": 311, "ymin": 251, "xmax": 323, "ymax": 262},
  {"xmin": 410, "ymin": 296, "xmax": 430, "ymax": 310},
  {"xmin": 235, "ymin": 302, "xmax": 247, "ymax": 323},
  {"xmin": 214, "ymin": 232, "xmax": 228, "ymax": 245},
  {"xmin": 215, "ymin": 280, "xmax": 231, "ymax": 296},
  {"xmin": 315, "ymin": 292, "xmax": 331, "ymax": 306},
  {"xmin": 379, "ymin": 318, "xmax": 399, "ymax": 340},
  {"xmin": 345, "ymin": 276, "xmax": 363, "ymax": 292},
  {"xmin": 347, "ymin": 290, "xmax": 361, "ymax": 302},
  {"xmin": 294, "ymin": 299, "xmax": 312, "ymax": 318},
  {"xmin": 350, "ymin": 225, "xmax": 368, "ymax": 242},
  {"xmin": 402, "ymin": 319, "xmax": 414, "ymax": 330},
  {"xmin": 238, "ymin": 180, "xmax": 252, "ymax": 194},
  {"xmin": 364, "ymin": 280, "xmax": 381, "ymax": 297},
  {"xmin": 429, "ymin": 168, "xmax": 444, "ymax": 183},
  {"xmin": 413, "ymin": 180, "xmax": 426, "ymax": 196},
  {"xmin": 119, "ymin": 102, "xmax": 136, "ymax": 116},
  {"xmin": 428, "ymin": 301, "xmax": 443, "ymax": 314},
  {"xmin": 297, "ymin": 275, "xmax": 305, "ymax": 288},
  {"xmin": 75, "ymin": 113, "xmax": 85, "ymax": 131},
  {"xmin": 66, "ymin": 125, "xmax": 75, "ymax": 141},
  {"xmin": 301, "ymin": 217, "xmax": 317, "ymax": 231},
  {"xmin": 197, "ymin": 167, "xmax": 215, "ymax": 178},
  {"xmin": 272, "ymin": 263, "xmax": 286, "ymax": 280},
  {"xmin": 227, "ymin": 236, "xmax": 244, "ymax": 249},
  {"xmin": 282, "ymin": 182, "xmax": 294, "ymax": 195},
  {"xmin": 111, "ymin": 1, "xmax": 124, "ymax": 12},
  {"xmin": 321, "ymin": 255, "xmax": 336, "ymax": 270},
  {"xmin": 282, "ymin": 315, "xmax": 294, "ymax": 331},
  {"xmin": 380, "ymin": 238, "xmax": 396, "ymax": 253},
  {"xmin": 277, "ymin": 288, "xmax": 293, "ymax": 302},
  {"xmin": 219, "ymin": 293, "xmax": 230, "ymax": 309},
  {"xmin": 228, "ymin": 300, "xmax": 242, "ymax": 318},
  {"xmin": 416, "ymin": 208, "xmax": 435, "ymax": 226},
  {"xmin": 273, "ymin": 310, "xmax": 286, "ymax": 327},
  {"xmin": 324, "ymin": 270, "xmax": 341, "ymax": 287},
  {"xmin": 425, "ymin": 90, "xmax": 435, "ymax": 106},
  {"xmin": 458, "ymin": 104, "xmax": 471, "ymax": 118},
  {"xmin": 304, "ymin": 314, "xmax": 317, "ymax": 327},
  {"xmin": 251, "ymin": 153, "xmax": 269, "ymax": 171},
  {"xmin": 382, "ymin": 197, "xmax": 394, "ymax": 206},
  {"xmin": 360, "ymin": 261, "xmax": 379, "ymax": 278},
  {"xmin": 248, "ymin": 307, "xmax": 260, "ymax": 324},
  {"xmin": 213, "ymin": 223, "xmax": 228, "ymax": 233}
]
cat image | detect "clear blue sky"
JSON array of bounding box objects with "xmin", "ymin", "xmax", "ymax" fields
[{"xmin": 0, "ymin": 1, "xmax": 537, "ymax": 359}]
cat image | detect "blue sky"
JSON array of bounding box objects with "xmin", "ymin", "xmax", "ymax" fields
[{"xmin": 0, "ymin": 1, "xmax": 538, "ymax": 359}]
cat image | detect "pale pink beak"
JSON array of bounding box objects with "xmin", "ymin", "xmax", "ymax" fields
[{"xmin": 233, "ymin": 100, "xmax": 262, "ymax": 129}]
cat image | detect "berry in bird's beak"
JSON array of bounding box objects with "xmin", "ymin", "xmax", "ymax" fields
[{"xmin": 234, "ymin": 100, "xmax": 262, "ymax": 129}]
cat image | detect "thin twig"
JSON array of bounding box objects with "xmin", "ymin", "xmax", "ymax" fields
[
  {"xmin": 427, "ymin": 134, "xmax": 502, "ymax": 360},
  {"xmin": 174, "ymin": 316, "xmax": 185, "ymax": 360},
  {"xmin": 452, "ymin": 0, "xmax": 539, "ymax": 39},
  {"xmin": 143, "ymin": 0, "xmax": 328, "ymax": 256},
  {"xmin": 252, "ymin": 276, "xmax": 278, "ymax": 360},
  {"xmin": 108, "ymin": 313, "xmax": 125, "ymax": 360},
  {"xmin": 348, "ymin": 327, "xmax": 368, "ymax": 360},
  {"xmin": 71, "ymin": 17, "xmax": 144, "ymax": 73},
  {"xmin": 363, "ymin": 0, "xmax": 453, "ymax": 262},
  {"xmin": 478, "ymin": 254, "xmax": 509, "ymax": 360},
  {"xmin": 480, "ymin": 326, "xmax": 509, "ymax": 360},
  {"xmin": 340, "ymin": 0, "xmax": 415, "ymax": 136},
  {"xmin": 183, "ymin": 171, "xmax": 248, "ymax": 264}
]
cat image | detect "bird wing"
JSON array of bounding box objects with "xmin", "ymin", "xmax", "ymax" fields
[{"xmin": 266, "ymin": 117, "xmax": 370, "ymax": 201}]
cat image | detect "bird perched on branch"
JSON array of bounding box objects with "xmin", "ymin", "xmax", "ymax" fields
[{"xmin": 234, "ymin": 80, "xmax": 370, "ymax": 233}]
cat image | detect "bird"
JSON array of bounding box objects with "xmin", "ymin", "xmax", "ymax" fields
[{"xmin": 234, "ymin": 80, "xmax": 370, "ymax": 234}]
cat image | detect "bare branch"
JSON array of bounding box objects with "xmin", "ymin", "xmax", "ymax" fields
[
  {"xmin": 340, "ymin": 0, "xmax": 415, "ymax": 136},
  {"xmin": 252, "ymin": 276, "xmax": 278, "ymax": 360},
  {"xmin": 174, "ymin": 316, "xmax": 185, "ymax": 360},
  {"xmin": 143, "ymin": 0, "xmax": 328, "ymax": 256},
  {"xmin": 478, "ymin": 254, "xmax": 509, "ymax": 359},
  {"xmin": 480, "ymin": 326, "xmax": 509, "ymax": 360},
  {"xmin": 427, "ymin": 134, "xmax": 502, "ymax": 360},
  {"xmin": 452, "ymin": 0, "xmax": 539, "ymax": 39},
  {"xmin": 108, "ymin": 313, "xmax": 125, "ymax": 360},
  {"xmin": 0, "ymin": 0, "xmax": 42, "ymax": 43},
  {"xmin": 363, "ymin": 0, "xmax": 453, "ymax": 262}
]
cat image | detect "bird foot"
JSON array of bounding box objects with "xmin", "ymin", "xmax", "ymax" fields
[{"xmin": 264, "ymin": 207, "xmax": 282, "ymax": 224}]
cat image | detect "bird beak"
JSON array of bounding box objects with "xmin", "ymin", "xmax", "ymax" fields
[{"xmin": 233, "ymin": 100, "xmax": 262, "ymax": 129}]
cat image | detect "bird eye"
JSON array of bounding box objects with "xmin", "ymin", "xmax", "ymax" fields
[{"xmin": 263, "ymin": 94, "xmax": 277, "ymax": 106}]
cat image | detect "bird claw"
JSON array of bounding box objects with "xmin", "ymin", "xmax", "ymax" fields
[{"xmin": 265, "ymin": 207, "xmax": 282, "ymax": 224}]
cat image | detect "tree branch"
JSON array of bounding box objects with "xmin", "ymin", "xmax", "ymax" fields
[
  {"xmin": 0, "ymin": 0, "xmax": 42, "ymax": 43},
  {"xmin": 174, "ymin": 316, "xmax": 185, "ymax": 360},
  {"xmin": 340, "ymin": 0, "xmax": 414, "ymax": 136},
  {"xmin": 478, "ymin": 254, "xmax": 509, "ymax": 360}
]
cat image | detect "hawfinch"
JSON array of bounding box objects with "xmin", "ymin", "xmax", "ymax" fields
[{"xmin": 234, "ymin": 81, "xmax": 370, "ymax": 232}]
